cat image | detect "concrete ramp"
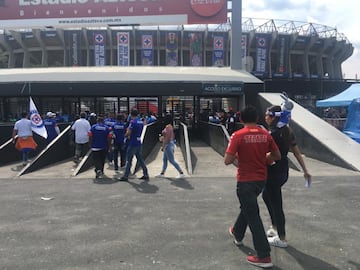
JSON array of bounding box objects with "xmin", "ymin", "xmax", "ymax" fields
[
  {"xmin": 18, "ymin": 125, "xmax": 74, "ymax": 176},
  {"xmin": 258, "ymin": 93, "xmax": 360, "ymax": 171}
]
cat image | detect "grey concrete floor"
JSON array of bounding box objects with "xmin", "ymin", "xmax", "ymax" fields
[{"xmin": 0, "ymin": 145, "xmax": 359, "ymax": 270}]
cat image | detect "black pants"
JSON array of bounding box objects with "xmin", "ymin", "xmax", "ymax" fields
[
  {"xmin": 92, "ymin": 149, "xmax": 107, "ymax": 173},
  {"xmin": 262, "ymin": 170, "xmax": 288, "ymax": 238},
  {"xmin": 232, "ymin": 181, "xmax": 271, "ymax": 258}
]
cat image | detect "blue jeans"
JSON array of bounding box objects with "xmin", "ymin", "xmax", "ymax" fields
[
  {"xmin": 232, "ymin": 181, "xmax": 271, "ymax": 258},
  {"xmin": 123, "ymin": 145, "xmax": 148, "ymax": 178},
  {"xmin": 161, "ymin": 141, "xmax": 182, "ymax": 173},
  {"xmin": 113, "ymin": 142, "xmax": 126, "ymax": 169}
]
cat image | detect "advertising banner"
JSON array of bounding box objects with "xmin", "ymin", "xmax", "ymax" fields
[
  {"xmin": 253, "ymin": 34, "xmax": 269, "ymax": 77},
  {"xmin": 213, "ymin": 35, "xmax": 224, "ymax": 66},
  {"xmin": 141, "ymin": 34, "xmax": 154, "ymax": 66},
  {"xmin": 165, "ymin": 31, "xmax": 179, "ymax": 66},
  {"xmin": 67, "ymin": 31, "xmax": 81, "ymax": 67},
  {"xmin": 0, "ymin": 0, "xmax": 227, "ymax": 29},
  {"xmin": 117, "ymin": 32, "xmax": 130, "ymax": 66},
  {"xmin": 189, "ymin": 32, "xmax": 203, "ymax": 67},
  {"xmin": 241, "ymin": 34, "xmax": 247, "ymax": 69},
  {"xmin": 273, "ymin": 35, "xmax": 290, "ymax": 78},
  {"xmin": 93, "ymin": 31, "xmax": 106, "ymax": 66}
]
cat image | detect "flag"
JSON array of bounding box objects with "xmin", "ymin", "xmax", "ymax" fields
[{"xmin": 29, "ymin": 97, "xmax": 47, "ymax": 139}]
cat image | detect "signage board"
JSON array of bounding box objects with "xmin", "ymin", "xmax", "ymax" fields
[
  {"xmin": 0, "ymin": 0, "xmax": 227, "ymax": 29},
  {"xmin": 202, "ymin": 83, "xmax": 243, "ymax": 95}
]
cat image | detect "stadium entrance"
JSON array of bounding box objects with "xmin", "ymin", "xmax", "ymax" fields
[{"xmin": 0, "ymin": 66, "xmax": 263, "ymax": 124}]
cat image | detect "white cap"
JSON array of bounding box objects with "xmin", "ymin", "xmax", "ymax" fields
[
  {"xmin": 46, "ymin": 112, "xmax": 56, "ymax": 117},
  {"xmin": 90, "ymin": 113, "xmax": 96, "ymax": 117}
]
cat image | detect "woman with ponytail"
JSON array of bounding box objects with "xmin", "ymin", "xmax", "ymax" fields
[{"xmin": 263, "ymin": 105, "xmax": 311, "ymax": 248}]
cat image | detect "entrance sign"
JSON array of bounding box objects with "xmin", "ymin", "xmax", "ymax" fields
[
  {"xmin": 202, "ymin": 83, "xmax": 243, "ymax": 95},
  {"xmin": 0, "ymin": 0, "xmax": 227, "ymax": 29}
]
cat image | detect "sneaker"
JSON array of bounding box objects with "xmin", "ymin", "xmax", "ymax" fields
[
  {"xmin": 266, "ymin": 226, "xmax": 278, "ymax": 237},
  {"xmin": 268, "ymin": 236, "xmax": 288, "ymax": 248},
  {"xmin": 118, "ymin": 176, "xmax": 128, "ymax": 181},
  {"xmin": 155, "ymin": 173, "xmax": 166, "ymax": 178},
  {"xmin": 228, "ymin": 226, "xmax": 243, "ymax": 246},
  {"xmin": 176, "ymin": 173, "xmax": 186, "ymax": 179},
  {"xmin": 139, "ymin": 175, "xmax": 149, "ymax": 180},
  {"xmin": 246, "ymin": 255, "xmax": 273, "ymax": 268},
  {"xmin": 95, "ymin": 170, "xmax": 102, "ymax": 179}
]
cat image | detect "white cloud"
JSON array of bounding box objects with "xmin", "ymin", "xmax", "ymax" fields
[{"xmin": 242, "ymin": 0, "xmax": 360, "ymax": 78}]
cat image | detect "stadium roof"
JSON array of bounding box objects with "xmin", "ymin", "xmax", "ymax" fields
[
  {"xmin": 0, "ymin": 67, "xmax": 263, "ymax": 97},
  {"xmin": 0, "ymin": 66, "xmax": 262, "ymax": 83}
]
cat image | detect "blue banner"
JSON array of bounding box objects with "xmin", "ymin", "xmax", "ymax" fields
[
  {"xmin": 213, "ymin": 35, "xmax": 224, "ymax": 66},
  {"xmin": 141, "ymin": 34, "xmax": 154, "ymax": 66},
  {"xmin": 94, "ymin": 31, "xmax": 106, "ymax": 66},
  {"xmin": 253, "ymin": 34, "xmax": 268, "ymax": 77},
  {"xmin": 117, "ymin": 32, "xmax": 130, "ymax": 66},
  {"xmin": 166, "ymin": 31, "xmax": 179, "ymax": 66}
]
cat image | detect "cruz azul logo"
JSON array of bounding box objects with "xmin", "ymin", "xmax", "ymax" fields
[
  {"xmin": 30, "ymin": 110, "xmax": 44, "ymax": 128},
  {"xmin": 190, "ymin": 0, "xmax": 227, "ymax": 17}
]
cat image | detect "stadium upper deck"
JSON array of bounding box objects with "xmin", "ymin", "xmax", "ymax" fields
[{"xmin": 0, "ymin": 18, "xmax": 354, "ymax": 81}]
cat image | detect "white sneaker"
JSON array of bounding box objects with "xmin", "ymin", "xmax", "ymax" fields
[
  {"xmin": 266, "ymin": 226, "xmax": 278, "ymax": 237},
  {"xmin": 155, "ymin": 173, "xmax": 166, "ymax": 178},
  {"xmin": 176, "ymin": 173, "xmax": 185, "ymax": 179},
  {"xmin": 268, "ymin": 236, "xmax": 288, "ymax": 248}
]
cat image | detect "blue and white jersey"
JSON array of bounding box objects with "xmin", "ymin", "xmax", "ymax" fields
[
  {"xmin": 89, "ymin": 123, "xmax": 111, "ymax": 150},
  {"xmin": 127, "ymin": 117, "xmax": 144, "ymax": 147},
  {"xmin": 113, "ymin": 121, "xmax": 126, "ymax": 144},
  {"xmin": 43, "ymin": 118, "xmax": 58, "ymax": 142}
]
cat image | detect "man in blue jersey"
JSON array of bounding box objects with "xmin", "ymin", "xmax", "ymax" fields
[
  {"xmin": 44, "ymin": 112, "xmax": 60, "ymax": 144},
  {"xmin": 112, "ymin": 113, "xmax": 127, "ymax": 171},
  {"xmin": 88, "ymin": 116, "xmax": 112, "ymax": 179},
  {"xmin": 119, "ymin": 109, "xmax": 149, "ymax": 181}
]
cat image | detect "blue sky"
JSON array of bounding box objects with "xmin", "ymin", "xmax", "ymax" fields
[{"xmin": 241, "ymin": 0, "xmax": 360, "ymax": 79}]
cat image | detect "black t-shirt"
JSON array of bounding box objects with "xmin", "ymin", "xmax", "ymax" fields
[{"xmin": 268, "ymin": 127, "xmax": 296, "ymax": 174}]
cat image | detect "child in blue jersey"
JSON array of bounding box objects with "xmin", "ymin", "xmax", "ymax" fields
[
  {"xmin": 44, "ymin": 112, "xmax": 60, "ymax": 144},
  {"xmin": 112, "ymin": 113, "xmax": 127, "ymax": 171},
  {"xmin": 119, "ymin": 109, "xmax": 149, "ymax": 181},
  {"xmin": 88, "ymin": 116, "xmax": 112, "ymax": 179}
]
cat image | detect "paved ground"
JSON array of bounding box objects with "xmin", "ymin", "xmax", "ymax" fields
[{"xmin": 0, "ymin": 144, "xmax": 359, "ymax": 270}]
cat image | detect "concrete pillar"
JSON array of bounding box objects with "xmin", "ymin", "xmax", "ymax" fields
[{"xmin": 231, "ymin": 0, "xmax": 242, "ymax": 70}]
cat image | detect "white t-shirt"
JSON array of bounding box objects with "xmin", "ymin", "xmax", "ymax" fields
[
  {"xmin": 14, "ymin": 118, "xmax": 33, "ymax": 137},
  {"xmin": 71, "ymin": 118, "xmax": 91, "ymax": 144}
]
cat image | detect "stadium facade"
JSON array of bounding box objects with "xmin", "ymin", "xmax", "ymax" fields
[
  {"xmin": 0, "ymin": 1, "xmax": 355, "ymax": 121},
  {"xmin": 0, "ymin": 18, "xmax": 353, "ymax": 80}
]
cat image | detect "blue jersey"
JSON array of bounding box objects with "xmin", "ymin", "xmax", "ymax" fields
[
  {"xmin": 104, "ymin": 117, "xmax": 116, "ymax": 128},
  {"xmin": 113, "ymin": 121, "xmax": 126, "ymax": 144},
  {"xmin": 89, "ymin": 123, "xmax": 111, "ymax": 149},
  {"xmin": 128, "ymin": 117, "xmax": 144, "ymax": 147},
  {"xmin": 44, "ymin": 118, "xmax": 58, "ymax": 142}
]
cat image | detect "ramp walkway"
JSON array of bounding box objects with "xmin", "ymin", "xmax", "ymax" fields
[{"xmin": 258, "ymin": 93, "xmax": 360, "ymax": 171}]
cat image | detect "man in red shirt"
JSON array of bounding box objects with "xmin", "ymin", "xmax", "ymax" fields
[{"xmin": 224, "ymin": 105, "xmax": 281, "ymax": 269}]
